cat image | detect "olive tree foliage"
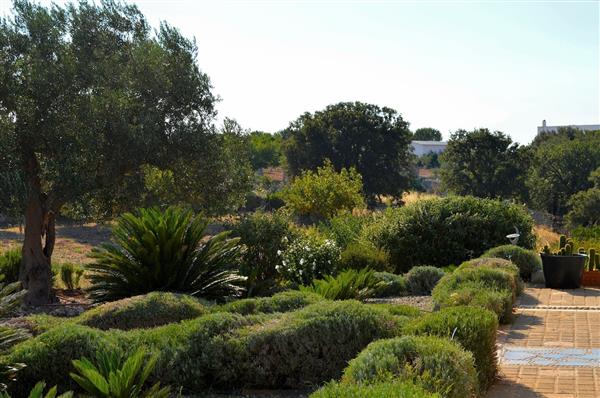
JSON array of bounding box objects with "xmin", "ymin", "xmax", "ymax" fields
[
  {"xmin": 439, "ymin": 129, "xmax": 529, "ymax": 200},
  {"xmin": 282, "ymin": 102, "xmax": 415, "ymax": 201},
  {"xmin": 247, "ymin": 131, "xmax": 282, "ymax": 170},
  {"xmin": 413, "ymin": 127, "xmax": 442, "ymax": 141},
  {"xmin": 527, "ymin": 130, "xmax": 600, "ymax": 216},
  {"xmin": 0, "ymin": 0, "xmax": 247, "ymax": 304}
]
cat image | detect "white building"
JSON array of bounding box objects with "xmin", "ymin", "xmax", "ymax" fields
[
  {"xmin": 410, "ymin": 141, "xmax": 448, "ymax": 156},
  {"xmin": 537, "ymin": 120, "xmax": 600, "ymax": 134}
]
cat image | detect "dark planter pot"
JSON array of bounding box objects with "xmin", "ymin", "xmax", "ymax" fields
[{"xmin": 540, "ymin": 254, "xmax": 586, "ymax": 289}]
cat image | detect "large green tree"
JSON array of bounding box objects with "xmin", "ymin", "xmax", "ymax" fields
[
  {"xmin": 413, "ymin": 127, "xmax": 442, "ymax": 141},
  {"xmin": 247, "ymin": 131, "xmax": 282, "ymax": 170},
  {"xmin": 527, "ymin": 130, "xmax": 600, "ymax": 216},
  {"xmin": 440, "ymin": 129, "xmax": 529, "ymax": 200},
  {"xmin": 282, "ymin": 102, "xmax": 414, "ymax": 201},
  {"xmin": 0, "ymin": 0, "xmax": 238, "ymax": 304}
]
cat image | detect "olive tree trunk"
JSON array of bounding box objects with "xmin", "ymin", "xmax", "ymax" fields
[{"xmin": 19, "ymin": 155, "xmax": 58, "ymax": 306}]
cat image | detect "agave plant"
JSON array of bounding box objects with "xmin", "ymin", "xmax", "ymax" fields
[
  {"xmin": 70, "ymin": 349, "xmax": 169, "ymax": 398},
  {"xmin": 87, "ymin": 207, "xmax": 246, "ymax": 302}
]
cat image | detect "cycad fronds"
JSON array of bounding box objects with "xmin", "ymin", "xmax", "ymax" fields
[{"xmin": 87, "ymin": 207, "xmax": 245, "ymax": 302}]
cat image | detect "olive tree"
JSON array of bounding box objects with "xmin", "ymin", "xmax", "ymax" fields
[{"xmin": 0, "ymin": 0, "xmax": 228, "ymax": 304}]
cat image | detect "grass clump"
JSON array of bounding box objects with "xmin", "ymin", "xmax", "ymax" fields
[{"xmin": 0, "ymin": 247, "xmax": 21, "ymax": 283}]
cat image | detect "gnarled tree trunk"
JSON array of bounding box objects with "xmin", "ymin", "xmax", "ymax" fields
[{"xmin": 19, "ymin": 154, "xmax": 58, "ymax": 306}]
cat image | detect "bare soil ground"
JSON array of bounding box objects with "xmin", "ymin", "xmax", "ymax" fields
[{"xmin": 0, "ymin": 223, "xmax": 112, "ymax": 264}]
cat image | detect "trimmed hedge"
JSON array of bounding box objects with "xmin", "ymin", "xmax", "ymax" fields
[
  {"xmin": 78, "ymin": 292, "xmax": 208, "ymax": 330},
  {"xmin": 339, "ymin": 244, "xmax": 392, "ymax": 272},
  {"xmin": 365, "ymin": 196, "xmax": 536, "ymax": 271},
  {"xmin": 5, "ymin": 300, "xmax": 401, "ymax": 393},
  {"xmin": 482, "ymin": 245, "xmax": 541, "ymax": 281},
  {"xmin": 457, "ymin": 257, "xmax": 523, "ymax": 295},
  {"xmin": 405, "ymin": 306, "xmax": 498, "ymax": 392},
  {"xmin": 342, "ymin": 335, "xmax": 477, "ymax": 398},
  {"xmin": 310, "ymin": 381, "xmax": 440, "ymax": 398},
  {"xmin": 214, "ymin": 290, "xmax": 323, "ymax": 315},
  {"xmin": 432, "ymin": 266, "xmax": 517, "ymax": 323}
]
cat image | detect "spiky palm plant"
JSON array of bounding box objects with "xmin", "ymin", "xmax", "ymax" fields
[
  {"xmin": 0, "ymin": 276, "xmax": 29, "ymax": 390},
  {"xmin": 70, "ymin": 349, "xmax": 169, "ymax": 398},
  {"xmin": 301, "ymin": 267, "xmax": 381, "ymax": 300},
  {"xmin": 87, "ymin": 207, "xmax": 246, "ymax": 302}
]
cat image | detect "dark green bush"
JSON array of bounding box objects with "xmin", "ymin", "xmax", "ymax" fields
[
  {"xmin": 432, "ymin": 267, "xmax": 516, "ymax": 323},
  {"xmin": 301, "ymin": 268, "xmax": 380, "ymax": 300},
  {"xmin": 482, "ymin": 245, "xmax": 541, "ymax": 281},
  {"xmin": 310, "ymin": 381, "xmax": 440, "ymax": 398},
  {"xmin": 339, "ymin": 244, "xmax": 392, "ymax": 272},
  {"xmin": 232, "ymin": 211, "xmax": 292, "ymax": 296},
  {"xmin": 371, "ymin": 272, "xmax": 407, "ymax": 297},
  {"xmin": 214, "ymin": 290, "xmax": 323, "ymax": 315},
  {"xmin": 365, "ymin": 196, "xmax": 536, "ymax": 271},
  {"xmin": 0, "ymin": 247, "xmax": 21, "ymax": 283},
  {"xmin": 87, "ymin": 207, "xmax": 245, "ymax": 302},
  {"xmin": 405, "ymin": 266, "xmax": 445, "ymax": 295},
  {"xmin": 342, "ymin": 335, "xmax": 477, "ymax": 398},
  {"xmin": 405, "ymin": 306, "xmax": 498, "ymax": 392},
  {"xmin": 235, "ymin": 300, "xmax": 402, "ymax": 388},
  {"xmin": 78, "ymin": 292, "xmax": 208, "ymax": 330}
]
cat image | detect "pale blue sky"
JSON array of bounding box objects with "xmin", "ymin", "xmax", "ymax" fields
[{"xmin": 1, "ymin": 0, "xmax": 599, "ymax": 143}]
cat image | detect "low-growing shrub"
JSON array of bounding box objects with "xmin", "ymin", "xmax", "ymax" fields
[
  {"xmin": 232, "ymin": 211, "xmax": 292, "ymax": 296},
  {"xmin": 58, "ymin": 263, "xmax": 84, "ymax": 290},
  {"xmin": 369, "ymin": 304, "xmax": 422, "ymax": 319},
  {"xmin": 342, "ymin": 335, "xmax": 477, "ymax": 398},
  {"xmin": 405, "ymin": 306, "xmax": 498, "ymax": 392},
  {"xmin": 0, "ymin": 247, "xmax": 21, "ymax": 284},
  {"xmin": 236, "ymin": 300, "xmax": 403, "ymax": 388},
  {"xmin": 320, "ymin": 212, "xmax": 372, "ymax": 249},
  {"xmin": 215, "ymin": 290, "xmax": 323, "ymax": 315},
  {"xmin": 371, "ymin": 272, "xmax": 407, "ymax": 297},
  {"xmin": 482, "ymin": 245, "xmax": 541, "ymax": 281},
  {"xmin": 301, "ymin": 268, "xmax": 380, "ymax": 300},
  {"xmin": 432, "ymin": 267, "xmax": 516, "ymax": 323},
  {"xmin": 310, "ymin": 381, "xmax": 440, "ymax": 398},
  {"xmin": 78, "ymin": 292, "xmax": 208, "ymax": 330},
  {"xmin": 276, "ymin": 232, "xmax": 341, "ymax": 285},
  {"xmin": 339, "ymin": 244, "xmax": 392, "ymax": 272},
  {"xmin": 458, "ymin": 257, "xmax": 522, "ymax": 295},
  {"xmin": 405, "ymin": 266, "xmax": 445, "ymax": 295},
  {"xmin": 365, "ymin": 196, "xmax": 536, "ymax": 271}
]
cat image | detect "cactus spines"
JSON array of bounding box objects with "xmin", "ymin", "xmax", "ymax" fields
[
  {"xmin": 559, "ymin": 235, "xmax": 567, "ymax": 249},
  {"xmin": 590, "ymin": 248, "xmax": 597, "ymax": 271},
  {"xmin": 565, "ymin": 244, "xmax": 573, "ymax": 255}
]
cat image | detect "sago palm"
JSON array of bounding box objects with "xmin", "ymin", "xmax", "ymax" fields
[{"xmin": 87, "ymin": 207, "xmax": 245, "ymax": 302}]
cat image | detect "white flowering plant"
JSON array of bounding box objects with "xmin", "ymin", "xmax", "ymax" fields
[{"xmin": 276, "ymin": 233, "xmax": 341, "ymax": 285}]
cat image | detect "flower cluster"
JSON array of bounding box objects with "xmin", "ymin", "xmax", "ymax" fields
[{"xmin": 276, "ymin": 234, "xmax": 341, "ymax": 285}]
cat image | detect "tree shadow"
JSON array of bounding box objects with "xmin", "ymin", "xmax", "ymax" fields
[{"xmin": 486, "ymin": 379, "xmax": 544, "ymax": 398}]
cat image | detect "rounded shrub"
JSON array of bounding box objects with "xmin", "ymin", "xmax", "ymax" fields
[
  {"xmin": 276, "ymin": 231, "xmax": 341, "ymax": 285},
  {"xmin": 232, "ymin": 210, "xmax": 292, "ymax": 296},
  {"xmin": 405, "ymin": 266, "xmax": 445, "ymax": 295},
  {"xmin": 214, "ymin": 290, "xmax": 323, "ymax": 315},
  {"xmin": 0, "ymin": 247, "xmax": 21, "ymax": 283},
  {"xmin": 78, "ymin": 292, "xmax": 208, "ymax": 330},
  {"xmin": 342, "ymin": 335, "xmax": 477, "ymax": 398},
  {"xmin": 371, "ymin": 272, "xmax": 407, "ymax": 297},
  {"xmin": 339, "ymin": 244, "xmax": 392, "ymax": 272},
  {"xmin": 365, "ymin": 196, "xmax": 536, "ymax": 272},
  {"xmin": 432, "ymin": 267, "xmax": 517, "ymax": 323},
  {"xmin": 482, "ymin": 245, "xmax": 541, "ymax": 281},
  {"xmin": 310, "ymin": 381, "xmax": 440, "ymax": 398},
  {"xmin": 405, "ymin": 306, "xmax": 498, "ymax": 392},
  {"xmin": 458, "ymin": 257, "xmax": 523, "ymax": 295},
  {"xmin": 236, "ymin": 300, "xmax": 403, "ymax": 388}
]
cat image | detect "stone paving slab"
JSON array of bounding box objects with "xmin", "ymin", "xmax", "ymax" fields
[
  {"xmin": 487, "ymin": 366, "xmax": 600, "ymax": 398},
  {"xmin": 519, "ymin": 288, "xmax": 600, "ymax": 308}
]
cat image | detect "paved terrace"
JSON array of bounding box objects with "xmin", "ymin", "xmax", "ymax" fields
[{"xmin": 487, "ymin": 288, "xmax": 600, "ymax": 398}]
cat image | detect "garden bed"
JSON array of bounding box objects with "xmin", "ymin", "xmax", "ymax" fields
[{"xmin": 364, "ymin": 295, "xmax": 434, "ymax": 312}]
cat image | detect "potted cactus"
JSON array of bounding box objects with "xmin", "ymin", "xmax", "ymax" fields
[
  {"xmin": 540, "ymin": 235, "xmax": 586, "ymax": 289},
  {"xmin": 582, "ymin": 248, "xmax": 600, "ymax": 287}
]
